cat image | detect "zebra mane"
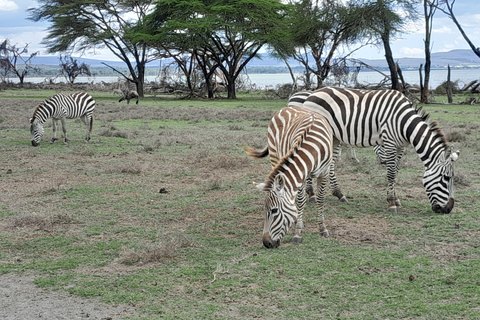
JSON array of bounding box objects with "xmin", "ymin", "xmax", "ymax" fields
[
  {"xmin": 30, "ymin": 104, "xmax": 43, "ymax": 122},
  {"xmin": 414, "ymin": 104, "xmax": 449, "ymax": 146},
  {"xmin": 263, "ymin": 114, "xmax": 314, "ymax": 190}
]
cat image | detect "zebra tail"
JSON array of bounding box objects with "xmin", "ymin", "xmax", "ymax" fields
[
  {"xmin": 89, "ymin": 116, "xmax": 94, "ymax": 133},
  {"xmin": 243, "ymin": 145, "xmax": 269, "ymax": 159}
]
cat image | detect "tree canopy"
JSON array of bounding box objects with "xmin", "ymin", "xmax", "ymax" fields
[
  {"xmin": 28, "ymin": 0, "xmax": 156, "ymax": 96},
  {"xmin": 129, "ymin": 0, "xmax": 293, "ymax": 98}
]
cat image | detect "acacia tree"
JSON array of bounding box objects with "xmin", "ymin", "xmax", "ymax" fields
[
  {"xmin": 28, "ymin": 0, "xmax": 156, "ymax": 97},
  {"xmin": 132, "ymin": 0, "xmax": 292, "ymax": 99},
  {"xmin": 286, "ymin": 0, "xmax": 373, "ymax": 89},
  {"xmin": 0, "ymin": 39, "xmax": 39, "ymax": 84},
  {"xmin": 437, "ymin": 0, "xmax": 480, "ymax": 58},
  {"xmin": 363, "ymin": 0, "xmax": 418, "ymax": 91}
]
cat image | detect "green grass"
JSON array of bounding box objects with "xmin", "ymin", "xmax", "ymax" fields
[{"xmin": 1, "ymin": 89, "xmax": 479, "ymax": 319}]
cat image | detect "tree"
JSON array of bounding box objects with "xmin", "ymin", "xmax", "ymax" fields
[
  {"xmin": 420, "ymin": 0, "xmax": 438, "ymax": 103},
  {"xmin": 0, "ymin": 39, "xmax": 39, "ymax": 84},
  {"xmin": 437, "ymin": 0, "xmax": 480, "ymax": 58},
  {"xmin": 28, "ymin": 0, "xmax": 157, "ymax": 97},
  {"xmin": 131, "ymin": 0, "xmax": 292, "ymax": 99},
  {"xmin": 285, "ymin": 0, "xmax": 373, "ymax": 89},
  {"xmin": 363, "ymin": 0, "xmax": 418, "ymax": 91},
  {"xmin": 59, "ymin": 55, "xmax": 92, "ymax": 84}
]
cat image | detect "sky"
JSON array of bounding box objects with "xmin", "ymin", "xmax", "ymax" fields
[{"xmin": 1, "ymin": 0, "xmax": 480, "ymax": 62}]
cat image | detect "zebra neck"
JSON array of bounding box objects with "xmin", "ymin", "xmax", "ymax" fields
[
  {"xmin": 32, "ymin": 103, "xmax": 54, "ymax": 123},
  {"xmin": 406, "ymin": 115, "xmax": 448, "ymax": 168},
  {"xmin": 276, "ymin": 154, "xmax": 311, "ymax": 195}
]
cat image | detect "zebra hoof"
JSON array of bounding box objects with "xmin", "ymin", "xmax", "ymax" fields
[
  {"xmin": 320, "ymin": 230, "xmax": 330, "ymax": 237},
  {"xmin": 339, "ymin": 196, "xmax": 348, "ymax": 203},
  {"xmin": 292, "ymin": 236, "xmax": 303, "ymax": 244},
  {"xmin": 309, "ymin": 196, "xmax": 316, "ymax": 203},
  {"xmin": 395, "ymin": 200, "xmax": 402, "ymax": 207},
  {"xmin": 50, "ymin": 138, "xmax": 58, "ymax": 144}
]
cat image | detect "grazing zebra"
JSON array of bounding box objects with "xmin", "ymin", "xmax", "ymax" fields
[
  {"xmin": 301, "ymin": 87, "xmax": 459, "ymax": 214},
  {"xmin": 245, "ymin": 106, "xmax": 333, "ymax": 248},
  {"xmin": 29, "ymin": 92, "xmax": 96, "ymax": 147},
  {"xmin": 287, "ymin": 91, "xmax": 382, "ymax": 201}
]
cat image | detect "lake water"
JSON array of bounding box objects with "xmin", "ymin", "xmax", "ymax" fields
[{"xmin": 6, "ymin": 68, "xmax": 479, "ymax": 89}]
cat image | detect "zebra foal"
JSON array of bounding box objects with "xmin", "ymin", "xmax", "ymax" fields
[
  {"xmin": 245, "ymin": 106, "xmax": 333, "ymax": 248},
  {"xmin": 301, "ymin": 87, "xmax": 459, "ymax": 214},
  {"xmin": 29, "ymin": 92, "xmax": 96, "ymax": 146}
]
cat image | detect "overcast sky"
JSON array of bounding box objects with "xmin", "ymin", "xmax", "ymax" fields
[{"xmin": 1, "ymin": 0, "xmax": 479, "ymax": 62}]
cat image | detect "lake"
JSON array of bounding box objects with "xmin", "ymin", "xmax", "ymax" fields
[{"xmin": 6, "ymin": 68, "xmax": 479, "ymax": 89}]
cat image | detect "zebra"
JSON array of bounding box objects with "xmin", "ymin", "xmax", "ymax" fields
[
  {"xmin": 287, "ymin": 91, "xmax": 385, "ymax": 201},
  {"xmin": 29, "ymin": 92, "xmax": 96, "ymax": 147},
  {"xmin": 301, "ymin": 86, "xmax": 459, "ymax": 214},
  {"xmin": 244, "ymin": 105, "xmax": 334, "ymax": 248}
]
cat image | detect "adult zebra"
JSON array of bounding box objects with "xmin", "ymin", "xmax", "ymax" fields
[
  {"xmin": 30, "ymin": 92, "xmax": 96, "ymax": 147},
  {"xmin": 245, "ymin": 106, "xmax": 333, "ymax": 248},
  {"xmin": 301, "ymin": 87, "xmax": 459, "ymax": 214},
  {"xmin": 288, "ymin": 91, "xmax": 385, "ymax": 202}
]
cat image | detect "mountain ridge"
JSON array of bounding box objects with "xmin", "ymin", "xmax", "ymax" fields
[{"xmin": 28, "ymin": 49, "xmax": 480, "ymax": 70}]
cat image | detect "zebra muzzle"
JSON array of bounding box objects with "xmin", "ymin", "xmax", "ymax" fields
[
  {"xmin": 262, "ymin": 233, "xmax": 280, "ymax": 248},
  {"xmin": 432, "ymin": 198, "xmax": 454, "ymax": 214}
]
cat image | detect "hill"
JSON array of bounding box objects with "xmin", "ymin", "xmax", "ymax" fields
[{"xmin": 29, "ymin": 49, "xmax": 480, "ymax": 72}]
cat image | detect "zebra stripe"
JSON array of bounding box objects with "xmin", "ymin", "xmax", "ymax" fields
[
  {"xmin": 245, "ymin": 106, "xmax": 333, "ymax": 248},
  {"xmin": 30, "ymin": 92, "xmax": 96, "ymax": 147},
  {"xmin": 301, "ymin": 87, "xmax": 459, "ymax": 214}
]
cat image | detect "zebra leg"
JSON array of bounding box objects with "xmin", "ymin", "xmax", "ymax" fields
[
  {"xmin": 293, "ymin": 183, "xmax": 307, "ymax": 243},
  {"xmin": 315, "ymin": 174, "xmax": 329, "ymax": 237},
  {"xmin": 330, "ymin": 142, "xmax": 347, "ymax": 202},
  {"xmin": 50, "ymin": 118, "xmax": 59, "ymax": 144},
  {"xmin": 82, "ymin": 115, "xmax": 92, "ymax": 142},
  {"xmin": 59, "ymin": 118, "xmax": 69, "ymax": 144},
  {"xmin": 385, "ymin": 145, "xmax": 404, "ymax": 213},
  {"xmin": 350, "ymin": 147, "xmax": 359, "ymax": 163},
  {"xmin": 305, "ymin": 176, "xmax": 316, "ymax": 202}
]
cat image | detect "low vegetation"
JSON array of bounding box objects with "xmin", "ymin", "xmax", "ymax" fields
[{"xmin": 0, "ymin": 90, "xmax": 479, "ymax": 319}]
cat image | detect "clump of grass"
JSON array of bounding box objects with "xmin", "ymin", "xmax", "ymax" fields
[
  {"xmin": 99, "ymin": 126, "xmax": 129, "ymax": 139},
  {"xmin": 447, "ymin": 130, "xmax": 466, "ymax": 142},
  {"xmin": 7, "ymin": 213, "xmax": 75, "ymax": 231},
  {"xmin": 228, "ymin": 124, "xmax": 244, "ymax": 131},
  {"xmin": 108, "ymin": 163, "xmax": 143, "ymax": 174},
  {"xmin": 119, "ymin": 233, "xmax": 193, "ymax": 265}
]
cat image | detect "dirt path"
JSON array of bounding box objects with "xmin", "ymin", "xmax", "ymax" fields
[{"xmin": 0, "ymin": 273, "xmax": 139, "ymax": 320}]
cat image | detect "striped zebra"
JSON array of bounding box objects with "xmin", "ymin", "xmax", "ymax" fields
[
  {"xmin": 245, "ymin": 105, "xmax": 333, "ymax": 248},
  {"xmin": 301, "ymin": 87, "xmax": 459, "ymax": 214},
  {"xmin": 288, "ymin": 91, "xmax": 385, "ymax": 201},
  {"xmin": 29, "ymin": 92, "xmax": 96, "ymax": 147}
]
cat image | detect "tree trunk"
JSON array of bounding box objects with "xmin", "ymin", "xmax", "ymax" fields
[
  {"xmin": 446, "ymin": 64, "xmax": 453, "ymax": 103},
  {"xmin": 383, "ymin": 39, "xmax": 399, "ymax": 90}
]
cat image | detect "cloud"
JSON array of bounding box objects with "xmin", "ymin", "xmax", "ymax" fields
[
  {"xmin": 432, "ymin": 26, "xmax": 454, "ymax": 35},
  {"xmin": 399, "ymin": 47, "xmax": 424, "ymax": 58},
  {"xmin": 0, "ymin": 0, "xmax": 19, "ymax": 11}
]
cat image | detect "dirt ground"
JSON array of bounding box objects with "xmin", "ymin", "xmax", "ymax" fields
[
  {"xmin": 1, "ymin": 95, "xmax": 473, "ymax": 319},
  {"xmin": 0, "ymin": 272, "xmax": 139, "ymax": 320}
]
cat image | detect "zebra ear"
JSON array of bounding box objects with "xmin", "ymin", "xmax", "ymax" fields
[
  {"xmin": 450, "ymin": 150, "xmax": 460, "ymax": 162},
  {"xmin": 253, "ymin": 182, "xmax": 267, "ymax": 191},
  {"xmin": 273, "ymin": 173, "xmax": 286, "ymax": 193}
]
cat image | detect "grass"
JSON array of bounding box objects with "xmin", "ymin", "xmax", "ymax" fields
[{"xmin": 0, "ymin": 89, "xmax": 479, "ymax": 319}]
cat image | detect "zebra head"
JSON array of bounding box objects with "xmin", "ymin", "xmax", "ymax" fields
[
  {"xmin": 256, "ymin": 173, "xmax": 297, "ymax": 248},
  {"xmin": 29, "ymin": 117, "xmax": 44, "ymax": 147},
  {"xmin": 422, "ymin": 147, "xmax": 459, "ymax": 214}
]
